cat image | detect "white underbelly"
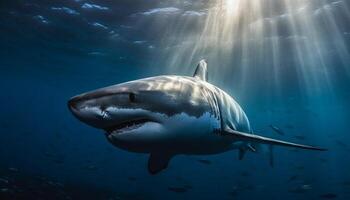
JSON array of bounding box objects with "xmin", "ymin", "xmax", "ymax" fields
[{"xmin": 162, "ymin": 112, "xmax": 233, "ymax": 154}]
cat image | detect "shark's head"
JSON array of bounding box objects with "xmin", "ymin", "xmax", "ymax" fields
[{"xmin": 68, "ymin": 73, "xmax": 212, "ymax": 153}]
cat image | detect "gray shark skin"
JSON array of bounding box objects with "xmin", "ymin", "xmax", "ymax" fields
[{"xmin": 68, "ymin": 60, "xmax": 326, "ymax": 174}]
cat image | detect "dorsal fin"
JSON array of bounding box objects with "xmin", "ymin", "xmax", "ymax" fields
[{"xmin": 193, "ymin": 59, "xmax": 208, "ymax": 81}]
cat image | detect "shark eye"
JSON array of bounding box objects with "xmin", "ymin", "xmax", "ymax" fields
[{"xmin": 129, "ymin": 92, "xmax": 135, "ymax": 102}]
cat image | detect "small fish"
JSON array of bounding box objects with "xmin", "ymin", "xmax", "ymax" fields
[
  {"xmin": 301, "ymin": 184, "xmax": 312, "ymax": 190},
  {"xmin": 168, "ymin": 187, "xmax": 187, "ymax": 193},
  {"xmin": 54, "ymin": 132, "xmax": 62, "ymax": 139},
  {"xmin": 341, "ymin": 181, "xmax": 350, "ymax": 186},
  {"xmin": 127, "ymin": 177, "xmax": 137, "ymax": 181},
  {"xmin": 289, "ymin": 149, "xmax": 299, "ymax": 153},
  {"xmin": 232, "ymin": 184, "xmax": 255, "ymax": 192},
  {"xmin": 83, "ymin": 165, "xmax": 98, "ymax": 170},
  {"xmin": 8, "ymin": 168, "xmax": 18, "ymax": 173},
  {"xmin": 288, "ymin": 187, "xmax": 307, "ymax": 194},
  {"xmin": 288, "ymin": 175, "xmax": 298, "ymax": 182},
  {"xmin": 285, "ymin": 124, "xmax": 294, "ymax": 129},
  {"xmin": 54, "ymin": 159, "xmax": 64, "ymax": 164},
  {"xmin": 105, "ymin": 147, "xmax": 114, "ymax": 152},
  {"xmin": 183, "ymin": 184, "xmax": 193, "ymax": 189},
  {"xmin": 197, "ymin": 159, "xmax": 212, "ymax": 165},
  {"xmin": 229, "ymin": 191, "xmax": 238, "ymax": 197},
  {"xmin": 0, "ymin": 178, "xmax": 9, "ymax": 184},
  {"xmin": 240, "ymin": 171, "xmax": 250, "ymax": 177},
  {"xmin": 320, "ymin": 193, "xmax": 337, "ymax": 199},
  {"xmin": 0, "ymin": 188, "xmax": 9, "ymax": 193},
  {"xmin": 44, "ymin": 151, "xmax": 54, "ymax": 157},
  {"xmin": 335, "ymin": 140, "xmax": 347, "ymax": 148},
  {"xmin": 294, "ymin": 135, "xmax": 306, "ymax": 140},
  {"xmin": 269, "ymin": 125, "xmax": 285, "ymax": 135},
  {"xmin": 295, "ymin": 166, "xmax": 305, "ymax": 170},
  {"xmin": 244, "ymin": 185, "xmax": 255, "ymax": 191}
]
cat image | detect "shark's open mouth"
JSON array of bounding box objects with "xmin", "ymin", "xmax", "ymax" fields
[{"xmin": 105, "ymin": 118, "xmax": 153, "ymax": 134}]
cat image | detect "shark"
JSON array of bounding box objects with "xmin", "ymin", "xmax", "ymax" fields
[{"xmin": 68, "ymin": 60, "xmax": 326, "ymax": 174}]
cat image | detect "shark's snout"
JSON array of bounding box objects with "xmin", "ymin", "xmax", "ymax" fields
[
  {"xmin": 67, "ymin": 93, "xmax": 106, "ymax": 129},
  {"xmin": 67, "ymin": 95, "xmax": 85, "ymax": 118},
  {"xmin": 67, "ymin": 88, "xmax": 168, "ymax": 154},
  {"xmin": 68, "ymin": 96, "xmax": 79, "ymax": 111}
]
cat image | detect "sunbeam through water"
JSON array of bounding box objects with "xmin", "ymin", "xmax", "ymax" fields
[
  {"xmin": 1, "ymin": 0, "xmax": 350, "ymax": 199},
  {"xmin": 142, "ymin": 0, "xmax": 350, "ymax": 103}
]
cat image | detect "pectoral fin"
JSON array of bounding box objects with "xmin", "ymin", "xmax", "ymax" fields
[
  {"xmin": 148, "ymin": 153, "xmax": 173, "ymax": 175},
  {"xmin": 223, "ymin": 128, "xmax": 327, "ymax": 151}
]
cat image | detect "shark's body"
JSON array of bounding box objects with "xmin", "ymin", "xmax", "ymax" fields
[{"xmin": 68, "ymin": 60, "xmax": 326, "ymax": 174}]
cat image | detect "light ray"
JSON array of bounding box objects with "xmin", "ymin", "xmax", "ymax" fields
[{"xmin": 141, "ymin": 0, "xmax": 350, "ymax": 103}]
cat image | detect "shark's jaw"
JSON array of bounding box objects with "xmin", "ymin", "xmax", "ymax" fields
[
  {"xmin": 68, "ymin": 96, "xmax": 167, "ymax": 153},
  {"xmin": 104, "ymin": 118, "xmax": 157, "ymax": 136},
  {"xmin": 104, "ymin": 118, "xmax": 166, "ymax": 153}
]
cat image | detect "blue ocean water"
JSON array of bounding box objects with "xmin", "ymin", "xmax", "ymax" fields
[{"xmin": 1, "ymin": 1, "xmax": 350, "ymax": 199}]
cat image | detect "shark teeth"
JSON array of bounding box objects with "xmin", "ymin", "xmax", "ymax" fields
[
  {"xmin": 105, "ymin": 119, "xmax": 152, "ymax": 134},
  {"xmin": 101, "ymin": 110, "xmax": 109, "ymax": 119},
  {"xmin": 115, "ymin": 123, "xmax": 143, "ymax": 133}
]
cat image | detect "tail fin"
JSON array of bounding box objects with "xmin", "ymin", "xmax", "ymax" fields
[{"xmin": 223, "ymin": 128, "xmax": 327, "ymax": 151}]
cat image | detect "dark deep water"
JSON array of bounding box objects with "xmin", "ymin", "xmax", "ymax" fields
[{"xmin": 1, "ymin": 0, "xmax": 350, "ymax": 199}]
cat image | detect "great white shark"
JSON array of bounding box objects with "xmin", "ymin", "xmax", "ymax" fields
[{"xmin": 68, "ymin": 60, "xmax": 326, "ymax": 174}]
